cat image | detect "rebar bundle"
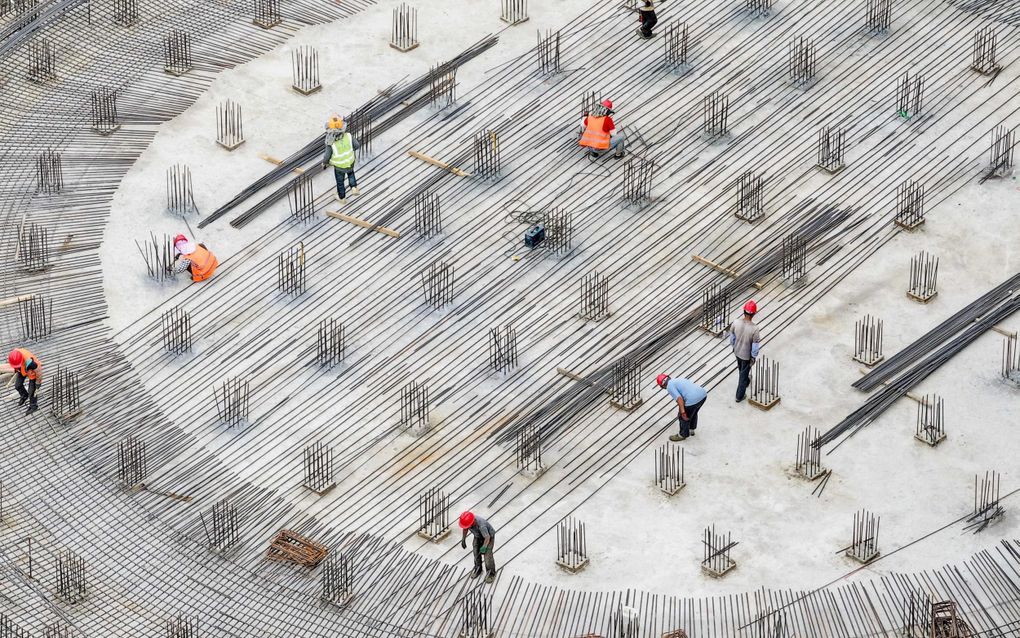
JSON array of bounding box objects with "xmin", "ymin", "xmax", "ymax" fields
[
  {"xmin": 735, "ymin": 170, "xmax": 764, "ymax": 222},
  {"xmin": 416, "ymin": 487, "xmax": 449, "ymax": 541},
  {"xmin": 664, "ymin": 22, "xmax": 690, "ymax": 71},
  {"xmin": 896, "ymin": 72, "xmax": 924, "ymax": 119},
  {"xmin": 745, "ymin": 0, "xmax": 771, "ymax": 18},
  {"xmin": 16, "ymin": 222, "xmax": 49, "ymax": 271},
  {"xmin": 781, "ymin": 234, "xmax": 807, "ymax": 284},
  {"xmin": 907, "ymin": 251, "xmax": 938, "ymax": 302},
  {"xmin": 622, "ymin": 156, "xmax": 655, "ymax": 204},
  {"xmin": 579, "ymin": 271, "xmax": 610, "ymax": 321},
  {"xmin": 412, "ymin": 190, "xmax": 442, "ymax": 238},
  {"xmin": 320, "ymin": 551, "xmax": 354, "ymax": 607},
  {"xmin": 789, "ymin": 37, "xmax": 817, "ymax": 87},
  {"xmin": 748, "ymin": 357, "xmax": 780, "ymax": 409},
  {"xmin": 544, "ymin": 208, "xmax": 572, "ymax": 254},
  {"xmin": 500, "ymin": 0, "xmax": 527, "ymax": 25},
  {"xmin": 865, "ymin": 0, "xmax": 892, "ymax": 33},
  {"xmin": 162, "ymin": 29, "xmax": 193, "ymax": 76},
  {"xmin": 18, "ymin": 295, "xmax": 51, "ymax": 340},
  {"xmin": 853, "ymin": 314, "xmax": 884, "ymax": 366},
  {"xmin": 1003, "ymin": 333, "xmax": 1020, "ymax": 385},
  {"xmin": 609, "ymin": 356, "xmax": 642, "ymax": 411},
  {"xmin": 56, "ymin": 550, "xmax": 86, "ymax": 603},
  {"xmin": 112, "ymin": 0, "xmax": 138, "ymax": 26},
  {"xmin": 303, "ymin": 441, "xmax": 335, "ymax": 494},
  {"xmin": 972, "ymin": 26, "xmax": 999, "ymax": 75},
  {"xmin": 489, "ymin": 325, "xmax": 518, "ymax": 374},
  {"xmin": 165, "ymin": 614, "xmax": 198, "ymax": 638},
  {"xmin": 201, "ymin": 498, "xmax": 238, "ymax": 551},
  {"xmin": 400, "ymin": 380, "xmax": 430, "ymax": 434},
  {"xmin": 987, "ymin": 126, "xmax": 1014, "ymax": 178},
  {"xmin": 537, "ymin": 29, "xmax": 560, "ymax": 74},
  {"xmin": 216, "ymin": 99, "xmax": 244, "ymax": 150},
  {"xmin": 702, "ymin": 91, "xmax": 729, "ymax": 139},
  {"xmin": 428, "ymin": 63, "xmax": 456, "ymax": 107},
  {"xmin": 914, "ymin": 394, "xmax": 946, "ymax": 446},
  {"xmin": 816, "ymin": 126, "xmax": 846, "ymax": 173},
  {"xmin": 555, "ymin": 517, "xmax": 589, "ymax": 572},
  {"xmin": 291, "ymin": 45, "xmax": 321, "ymax": 94},
  {"xmin": 390, "ymin": 3, "xmax": 418, "ymax": 52},
  {"xmin": 278, "ymin": 242, "xmax": 307, "ymax": 295},
  {"xmin": 701, "ymin": 525, "xmax": 736, "ymax": 577},
  {"xmin": 0, "ymin": 615, "xmax": 29, "ymax": 638},
  {"xmin": 516, "ymin": 422, "xmax": 543, "ymax": 475},
  {"xmin": 90, "ymin": 86, "xmax": 120, "ymax": 135},
  {"xmin": 846, "ymin": 510, "xmax": 880, "ymax": 563},
  {"xmin": 50, "ymin": 367, "xmax": 82, "ymax": 421},
  {"xmin": 473, "ymin": 129, "xmax": 500, "ymax": 180},
  {"xmin": 699, "ymin": 283, "xmax": 729, "ymax": 335},
  {"xmin": 161, "ymin": 307, "xmax": 191, "ymax": 354},
  {"xmin": 460, "ymin": 589, "xmax": 493, "ymax": 638},
  {"xmin": 166, "ymin": 164, "xmax": 198, "ymax": 216},
  {"xmin": 966, "ymin": 471, "xmax": 1004, "ymax": 532},
  {"xmin": 795, "ymin": 427, "xmax": 824, "ymax": 479},
  {"xmin": 421, "ymin": 261, "xmax": 454, "ymax": 308},
  {"xmin": 316, "ymin": 318, "xmax": 345, "ymax": 367},
  {"xmin": 117, "ymin": 435, "xmax": 146, "ymax": 486},
  {"xmin": 36, "ymin": 148, "xmax": 62, "ymax": 193},
  {"xmin": 27, "ymin": 38, "xmax": 55, "ymax": 82},
  {"xmin": 654, "ymin": 444, "xmax": 685, "ymax": 495},
  {"xmin": 287, "ymin": 173, "xmax": 315, "ymax": 222},
  {"xmin": 215, "ymin": 377, "xmax": 251, "ymax": 427},
  {"xmin": 253, "ymin": 0, "xmax": 281, "ymax": 28},
  {"xmin": 895, "ymin": 179, "xmax": 925, "ymax": 229}
]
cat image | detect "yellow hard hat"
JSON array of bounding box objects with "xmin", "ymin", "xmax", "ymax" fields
[{"xmin": 327, "ymin": 116, "xmax": 345, "ymax": 130}]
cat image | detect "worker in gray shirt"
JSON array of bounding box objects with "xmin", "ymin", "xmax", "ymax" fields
[
  {"xmin": 724, "ymin": 300, "xmax": 762, "ymax": 402},
  {"xmin": 459, "ymin": 511, "xmax": 497, "ymax": 583}
]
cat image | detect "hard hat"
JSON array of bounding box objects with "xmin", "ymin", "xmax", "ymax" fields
[
  {"xmin": 601, "ymin": 99, "xmax": 613, "ymax": 110},
  {"xmin": 8, "ymin": 349, "xmax": 23, "ymax": 368},
  {"xmin": 459, "ymin": 511, "xmax": 475, "ymax": 529},
  {"xmin": 327, "ymin": 116, "xmax": 345, "ymax": 130},
  {"xmin": 174, "ymin": 234, "xmax": 187, "ymax": 245},
  {"xmin": 743, "ymin": 300, "xmax": 758, "ymax": 315},
  {"xmin": 655, "ymin": 373, "xmax": 669, "ymax": 387}
]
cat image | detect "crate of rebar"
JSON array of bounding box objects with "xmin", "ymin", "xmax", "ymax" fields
[
  {"xmin": 748, "ymin": 357, "xmax": 780, "ymax": 410},
  {"xmin": 390, "ymin": 3, "xmax": 419, "ymax": 52},
  {"xmin": 914, "ymin": 394, "xmax": 946, "ymax": 447},
  {"xmin": 555, "ymin": 517, "xmax": 589, "ymax": 573},
  {"xmin": 907, "ymin": 251, "xmax": 938, "ymax": 303},
  {"xmin": 853, "ymin": 315, "xmax": 883, "ymax": 366},
  {"xmin": 416, "ymin": 487, "xmax": 450, "ymax": 542},
  {"xmin": 266, "ymin": 529, "xmax": 328, "ymax": 567},
  {"xmin": 845, "ymin": 509, "xmax": 880, "ymax": 563},
  {"xmin": 701, "ymin": 525, "xmax": 736, "ymax": 577}
]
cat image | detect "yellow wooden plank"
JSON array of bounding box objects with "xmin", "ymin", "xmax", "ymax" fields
[{"xmin": 325, "ymin": 210, "xmax": 400, "ymax": 238}]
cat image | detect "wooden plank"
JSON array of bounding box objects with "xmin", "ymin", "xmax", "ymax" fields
[
  {"xmin": 325, "ymin": 210, "xmax": 400, "ymax": 238},
  {"xmin": 259, "ymin": 154, "xmax": 306, "ymax": 174},
  {"xmin": 691, "ymin": 254, "xmax": 765, "ymax": 290},
  {"xmin": 0, "ymin": 295, "xmax": 33, "ymax": 309},
  {"xmin": 990, "ymin": 325, "xmax": 1016, "ymax": 338},
  {"xmin": 408, "ymin": 150, "xmax": 471, "ymax": 177},
  {"xmin": 556, "ymin": 367, "xmax": 610, "ymax": 394}
]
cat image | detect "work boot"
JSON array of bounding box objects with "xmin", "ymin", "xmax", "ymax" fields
[
  {"xmin": 25, "ymin": 404, "xmax": 38, "ymax": 416},
  {"xmin": 469, "ymin": 568, "xmax": 482, "ymax": 579},
  {"xmin": 335, "ymin": 195, "xmax": 347, "ymax": 205},
  {"xmin": 669, "ymin": 434, "xmax": 687, "ymax": 442},
  {"xmin": 349, "ymin": 187, "xmax": 361, "ymax": 197},
  {"xmin": 18, "ymin": 394, "xmax": 28, "ymax": 406},
  {"xmin": 484, "ymin": 572, "xmax": 496, "ymax": 584}
]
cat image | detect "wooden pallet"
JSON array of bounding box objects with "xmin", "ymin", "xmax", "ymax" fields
[{"xmin": 266, "ymin": 529, "xmax": 328, "ymax": 567}]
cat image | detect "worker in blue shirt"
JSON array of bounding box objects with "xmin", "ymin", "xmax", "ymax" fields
[{"xmin": 656, "ymin": 373, "xmax": 708, "ymax": 441}]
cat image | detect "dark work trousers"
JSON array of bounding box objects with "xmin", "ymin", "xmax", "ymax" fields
[
  {"xmin": 14, "ymin": 372, "xmax": 38, "ymax": 407},
  {"xmin": 333, "ymin": 167, "xmax": 357, "ymax": 199},
  {"xmin": 639, "ymin": 10, "xmax": 658, "ymax": 37},
  {"xmin": 735, "ymin": 356, "xmax": 752, "ymax": 401},
  {"xmin": 677, "ymin": 398, "xmax": 705, "ymax": 437},
  {"xmin": 473, "ymin": 534, "xmax": 497, "ymax": 576}
]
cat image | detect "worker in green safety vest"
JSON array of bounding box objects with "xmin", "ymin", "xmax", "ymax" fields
[{"xmin": 321, "ymin": 115, "xmax": 362, "ymax": 203}]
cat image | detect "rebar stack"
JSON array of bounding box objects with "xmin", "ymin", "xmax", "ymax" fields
[
  {"xmin": 216, "ymin": 99, "xmax": 244, "ymax": 150},
  {"xmin": 112, "ymin": 0, "xmax": 138, "ymax": 26},
  {"xmin": 287, "ymin": 173, "xmax": 315, "ymax": 222},
  {"xmin": 36, "ymin": 149, "xmax": 62, "ymax": 193},
  {"xmin": 400, "ymin": 380, "xmax": 430, "ymax": 434},
  {"xmin": 56, "ymin": 550, "xmax": 87, "ymax": 603},
  {"xmin": 914, "ymin": 394, "xmax": 946, "ymax": 446},
  {"xmin": 473, "ymin": 129, "xmax": 501, "ymax": 180},
  {"xmin": 50, "ymin": 367, "xmax": 82, "ymax": 421},
  {"xmin": 544, "ymin": 208, "xmax": 572, "ymax": 254},
  {"xmin": 664, "ymin": 22, "xmax": 690, "ymax": 71},
  {"xmin": 896, "ymin": 72, "xmax": 924, "ymax": 119},
  {"xmin": 745, "ymin": 0, "xmax": 771, "ymax": 18},
  {"xmin": 165, "ymin": 615, "xmax": 198, "ymax": 638},
  {"xmin": 253, "ymin": 0, "xmax": 281, "ymax": 28},
  {"xmin": 138, "ymin": 233, "xmax": 175, "ymax": 282},
  {"xmin": 701, "ymin": 525, "xmax": 737, "ymax": 577},
  {"xmin": 853, "ymin": 315, "xmax": 884, "ymax": 366},
  {"xmin": 579, "ymin": 271, "xmax": 610, "ymax": 321},
  {"xmin": 18, "ymin": 295, "xmax": 51, "ymax": 340},
  {"xmin": 202, "ymin": 498, "xmax": 238, "ymax": 551},
  {"xmin": 748, "ymin": 357, "xmax": 780, "ymax": 409},
  {"xmin": 460, "ymin": 590, "xmax": 493, "ymax": 638},
  {"xmin": 966, "ymin": 471, "xmax": 1004, "ymax": 532},
  {"xmin": 702, "ymin": 91, "xmax": 729, "ymax": 140},
  {"xmin": 516, "ymin": 422, "xmax": 543, "ymax": 475},
  {"xmin": 655, "ymin": 445, "xmax": 685, "ymax": 495},
  {"xmin": 795, "ymin": 427, "xmax": 824, "ymax": 479},
  {"xmin": 699, "ymin": 283, "xmax": 729, "ymax": 335},
  {"xmin": 320, "ymin": 551, "xmax": 354, "ymax": 607},
  {"xmin": 781, "ymin": 234, "xmax": 807, "ymax": 284},
  {"xmin": 735, "ymin": 170, "xmax": 764, "ymax": 222},
  {"xmin": 16, "ymin": 223, "xmax": 49, "ymax": 271},
  {"xmin": 895, "ymin": 180, "xmax": 925, "ymax": 229},
  {"xmin": 390, "ymin": 3, "xmax": 418, "ymax": 52},
  {"xmin": 428, "ymin": 63, "xmax": 456, "ymax": 107},
  {"xmin": 421, "ymin": 261, "xmax": 455, "ymax": 308},
  {"xmin": 161, "ymin": 307, "xmax": 191, "ymax": 354},
  {"xmin": 987, "ymin": 126, "xmax": 1014, "ymax": 178},
  {"xmin": 303, "ymin": 441, "xmax": 335, "ymax": 494},
  {"xmin": 90, "ymin": 87, "xmax": 120, "ymax": 135},
  {"xmin": 215, "ymin": 377, "xmax": 251, "ymax": 428},
  {"xmin": 166, "ymin": 164, "xmax": 198, "ymax": 216},
  {"xmin": 500, "ymin": 0, "xmax": 527, "ymax": 25},
  {"xmin": 117, "ymin": 435, "xmax": 146, "ymax": 486},
  {"xmin": 972, "ymin": 26, "xmax": 999, "ymax": 75},
  {"xmin": 816, "ymin": 126, "xmax": 846, "ymax": 173},
  {"xmin": 27, "ymin": 38, "xmax": 56, "ymax": 82},
  {"xmin": 907, "ymin": 251, "xmax": 938, "ymax": 302},
  {"xmin": 846, "ymin": 510, "xmax": 880, "ymax": 563},
  {"xmin": 162, "ymin": 29, "xmax": 193, "ymax": 76},
  {"xmin": 622, "ymin": 156, "xmax": 655, "ymax": 204},
  {"xmin": 316, "ymin": 318, "xmax": 345, "ymax": 367},
  {"xmin": 291, "ymin": 46, "xmax": 321, "ymax": 94},
  {"xmin": 537, "ymin": 29, "xmax": 560, "ymax": 74},
  {"xmin": 416, "ymin": 487, "xmax": 449, "ymax": 541},
  {"xmin": 555, "ymin": 517, "xmax": 589, "ymax": 573},
  {"xmin": 789, "ymin": 37, "xmax": 817, "ymax": 87},
  {"xmin": 489, "ymin": 325, "xmax": 518, "ymax": 374},
  {"xmin": 278, "ymin": 242, "xmax": 307, "ymax": 295},
  {"xmin": 865, "ymin": 0, "xmax": 892, "ymax": 33},
  {"xmin": 609, "ymin": 356, "xmax": 642, "ymax": 410},
  {"xmin": 1003, "ymin": 333, "xmax": 1020, "ymax": 385}
]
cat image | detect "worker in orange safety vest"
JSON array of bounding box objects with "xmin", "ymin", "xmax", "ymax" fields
[
  {"xmin": 7, "ymin": 347, "xmax": 42, "ymax": 415},
  {"xmin": 169, "ymin": 234, "xmax": 218, "ymax": 282},
  {"xmin": 579, "ymin": 99, "xmax": 625, "ymax": 159}
]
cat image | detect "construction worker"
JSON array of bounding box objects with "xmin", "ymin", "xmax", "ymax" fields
[
  {"xmin": 321, "ymin": 115, "xmax": 361, "ymax": 203},
  {"xmin": 724, "ymin": 300, "xmax": 762, "ymax": 403},
  {"xmin": 169, "ymin": 234, "xmax": 218, "ymax": 282},
  {"xmin": 8, "ymin": 348, "xmax": 42, "ymax": 415},
  {"xmin": 637, "ymin": 0, "xmax": 660, "ymax": 39},
  {"xmin": 656, "ymin": 373, "xmax": 707, "ymax": 441},
  {"xmin": 579, "ymin": 99, "xmax": 625, "ymax": 159},
  {"xmin": 459, "ymin": 511, "xmax": 497, "ymax": 583}
]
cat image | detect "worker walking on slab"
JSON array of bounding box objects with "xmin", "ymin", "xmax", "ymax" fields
[
  {"xmin": 169, "ymin": 234, "xmax": 218, "ymax": 282},
  {"xmin": 7, "ymin": 348, "xmax": 42, "ymax": 415},
  {"xmin": 656, "ymin": 373, "xmax": 707, "ymax": 441},
  {"xmin": 459, "ymin": 511, "xmax": 497, "ymax": 583},
  {"xmin": 321, "ymin": 115, "xmax": 361, "ymax": 203},
  {"xmin": 579, "ymin": 99, "xmax": 625, "ymax": 159},
  {"xmin": 636, "ymin": 0, "xmax": 661, "ymax": 39},
  {"xmin": 724, "ymin": 300, "xmax": 762, "ymax": 403}
]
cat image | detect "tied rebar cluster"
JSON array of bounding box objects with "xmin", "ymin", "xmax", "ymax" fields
[
  {"xmin": 291, "ymin": 46, "xmax": 321, "ymax": 94},
  {"xmin": 18, "ymin": 295, "xmax": 52, "ymax": 340},
  {"xmin": 44, "ymin": 622, "xmax": 73, "ymax": 638},
  {"xmin": 654, "ymin": 445, "xmax": 685, "ymax": 495},
  {"xmin": 216, "ymin": 99, "xmax": 244, "ymax": 150},
  {"xmin": 421, "ymin": 261, "xmax": 454, "ymax": 308},
  {"xmin": 316, "ymin": 318, "xmax": 346, "ymax": 367},
  {"xmin": 555, "ymin": 517, "xmax": 589, "ymax": 572},
  {"xmin": 400, "ymin": 380, "xmax": 430, "ymax": 434},
  {"xmin": 537, "ymin": 29, "xmax": 560, "ymax": 74},
  {"xmin": 278, "ymin": 242, "xmax": 307, "ymax": 295},
  {"xmin": 699, "ymin": 283, "xmax": 729, "ymax": 335},
  {"xmin": 516, "ymin": 422, "xmax": 543, "ymax": 475},
  {"xmin": 579, "ymin": 270, "xmax": 610, "ymax": 321},
  {"xmin": 346, "ymin": 107, "xmax": 374, "ymax": 155},
  {"xmin": 664, "ymin": 22, "xmax": 690, "ymax": 71},
  {"xmin": 895, "ymin": 179, "xmax": 925, "ymax": 229},
  {"xmin": 112, "ymin": 0, "xmax": 138, "ymax": 26},
  {"xmin": 50, "ymin": 367, "xmax": 82, "ymax": 421},
  {"xmin": 473, "ymin": 129, "xmax": 501, "ymax": 180},
  {"xmin": 735, "ymin": 170, "xmax": 764, "ymax": 222},
  {"xmin": 853, "ymin": 314, "xmax": 884, "ymax": 366},
  {"xmin": 500, "ymin": 0, "xmax": 528, "ymax": 25},
  {"xmin": 428, "ymin": 63, "xmax": 456, "ymax": 108},
  {"xmin": 390, "ymin": 3, "xmax": 419, "ymax": 52},
  {"xmin": 701, "ymin": 525, "xmax": 736, "ymax": 576},
  {"xmin": 27, "ymin": 38, "xmax": 56, "ymax": 82},
  {"xmin": 36, "ymin": 149, "xmax": 62, "ymax": 193},
  {"xmin": 967, "ymin": 471, "xmax": 1004, "ymax": 532},
  {"xmin": 781, "ymin": 234, "xmax": 807, "ymax": 284},
  {"xmin": 287, "ymin": 173, "xmax": 315, "ymax": 222},
  {"xmin": 865, "ymin": 0, "xmax": 892, "ymax": 33},
  {"xmin": 162, "ymin": 29, "xmax": 193, "ymax": 76},
  {"xmin": 544, "ymin": 207, "xmax": 573, "ymax": 254},
  {"xmin": 971, "ymin": 26, "xmax": 999, "ymax": 75},
  {"xmin": 902, "ymin": 590, "xmax": 933, "ymax": 637},
  {"xmin": 166, "ymin": 164, "xmax": 198, "ymax": 216},
  {"xmin": 1003, "ymin": 333, "xmax": 1020, "ymax": 384},
  {"xmin": 0, "ymin": 614, "xmax": 29, "ymax": 638},
  {"xmin": 795, "ymin": 426, "xmax": 825, "ymax": 480},
  {"xmin": 321, "ymin": 551, "xmax": 354, "ymax": 607},
  {"xmin": 161, "ymin": 307, "xmax": 191, "ymax": 354},
  {"xmin": 702, "ymin": 91, "xmax": 729, "ymax": 140},
  {"xmin": 201, "ymin": 498, "xmax": 239, "ymax": 551},
  {"xmin": 414, "ymin": 190, "xmax": 443, "ymax": 238},
  {"xmin": 489, "ymin": 325, "xmax": 518, "ymax": 374},
  {"xmin": 580, "ymin": 90, "xmax": 602, "ymax": 119},
  {"xmin": 816, "ymin": 125, "xmax": 846, "ymax": 173},
  {"xmin": 745, "ymin": 0, "xmax": 771, "ymax": 18},
  {"xmin": 914, "ymin": 394, "xmax": 946, "ymax": 447},
  {"xmin": 56, "ymin": 550, "xmax": 87, "ymax": 603},
  {"xmin": 622, "ymin": 156, "xmax": 655, "ymax": 204},
  {"xmin": 16, "ymin": 223, "xmax": 49, "ymax": 272},
  {"xmin": 253, "ymin": 0, "xmax": 281, "ymax": 28},
  {"xmin": 303, "ymin": 441, "xmax": 335, "ymax": 494},
  {"xmin": 215, "ymin": 377, "xmax": 251, "ymax": 428},
  {"xmin": 166, "ymin": 614, "xmax": 199, "ymax": 638},
  {"xmin": 846, "ymin": 510, "xmax": 880, "ymax": 563},
  {"xmin": 90, "ymin": 87, "xmax": 120, "ymax": 135},
  {"xmin": 416, "ymin": 487, "xmax": 449, "ymax": 541},
  {"xmin": 987, "ymin": 126, "xmax": 1014, "ymax": 178},
  {"xmin": 907, "ymin": 251, "xmax": 938, "ymax": 302},
  {"xmin": 138, "ymin": 233, "xmax": 175, "ymax": 283},
  {"xmin": 609, "ymin": 356, "xmax": 642, "ymax": 411},
  {"xmin": 748, "ymin": 357, "xmax": 780, "ymax": 409},
  {"xmin": 460, "ymin": 589, "xmax": 493, "ymax": 638},
  {"xmin": 788, "ymin": 37, "xmax": 817, "ymax": 87},
  {"xmin": 896, "ymin": 72, "xmax": 924, "ymax": 119},
  {"xmin": 117, "ymin": 435, "xmax": 147, "ymax": 486}
]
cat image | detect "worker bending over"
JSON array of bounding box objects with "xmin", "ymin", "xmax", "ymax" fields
[
  {"xmin": 459, "ymin": 511, "xmax": 497, "ymax": 583},
  {"xmin": 637, "ymin": 0, "xmax": 661, "ymax": 39},
  {"xmin": 724, "ymin": 300, "xmax": 762, "ymax": 403},
  {"xmin": 321, "ymin": 115, "xmax": 362, "ymax": 203},
  {"xmin": 579, "ymin": 99, "xmax": 626, "ymax": 159},
  {"xmin": 170, "ymin": 234, "xmax": 218, "ymax": 282},
  {"xmin": 8, "ymin": 348, "xmax": 42, "ymax": 415},
  {"xmin": 656, "ymin": 373, "xmax": 707, "ymax": 441}
]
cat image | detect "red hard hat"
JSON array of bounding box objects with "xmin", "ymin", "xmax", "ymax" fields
[
  {"xmin": 601, "ymin": 99, "xmax": 613, "ymax": 110},
  {"xmin": 743, "ymin": 300, "xmax": 758, "ymax": 315},
  {"xmin": 173, "ymin": 234, "xmax": 187, "ymax": 244},
  {"xmin": 8, "ymin": 349, "xmax": 24, "ymax": 368},
  {"xmin": 459, "ymin": 511, "xmax": 475, "ymax": 529},
  {"xmin": 655, "ymin": 373, "xmax": 669, "ymax": 387}
]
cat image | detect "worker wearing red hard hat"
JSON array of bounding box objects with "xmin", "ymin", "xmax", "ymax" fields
[
  {"xmin": 579, "ymin": 99, "xmax": 626, "ymax": 159},
  {"xmin": 7, "ymin": 347, "xmax": 42, "ymax": 415},
  {"xmin": 169, "ymin": 234, "xmax": 218, "ymax": 282},
  {"xmin": 723, "ymin": 300, "xmax": 762, "ymax": 403},
  {"xmin": 656, "ymin": 373, "xmax": 707, "ymax": 441},
  {"xmin": 459, "ymin": 510, "xmax": 497, "ymax": 583}
]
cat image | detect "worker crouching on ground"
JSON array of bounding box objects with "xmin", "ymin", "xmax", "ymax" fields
[
  {"xmin": 170, "ymin": 234, "xmax": 218, "ymax": 282},
  {"xmin": 579, "ymin": 100, "xmax": 626, "ymax": 159},
  {"xmin": 724, "ymin": 300, "xmax": 762, "ymax": 403},
  {"xmin": 459, "ymin": 510, "xmax": 497, "ymax": 583},
  {"xmin": 656, "ymin": 373, "xmax": 707, "ymax": 442},
  {"xmin": 637, "ymin": 0, "xmax": 661, "ymax": 39},
  {"xmin": 8, "ymin": 348, "xmax": 42, "ymax": 415},
  {"xmin": 321, "ymin": 115, "xmax": 361, "ymax": 204}
]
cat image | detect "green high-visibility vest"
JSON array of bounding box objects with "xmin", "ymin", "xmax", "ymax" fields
[{"xmin": 329, "ymin": 133, "xmax": 355, "ymax": 169}]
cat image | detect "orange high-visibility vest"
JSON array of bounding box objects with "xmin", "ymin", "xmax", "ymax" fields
[
  {"xmin": 15, "ymin": 347, "xmax": 41, "ymax": 381},
  {"xmin": 185, "ymin": 244, "xmax": 218, "ymax": 282},
  {"xmin": 580, "ymin": 116, "xmax": 612, "ymax": 150}
]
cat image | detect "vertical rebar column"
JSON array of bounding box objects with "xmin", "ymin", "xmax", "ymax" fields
[
  {"xmin": 421, "ymin": 261, "xmax": 455, "ymax": 308},
  {"xmin": 428, "ymin": 63, "xmax": 457, "ymax": 107},
  {"xmin": 579, "ymin": 271, "xmax": 610, "ymax": 321},
  {"xmin": 1002, "ymin": 333, "xmax": 1020, "ymax": 385},
  {"xmin": 414, "ymin": 190, "xmax": 443, "ymax": 238},
  {"xmin": 16, "ymin": 223, "xmax": 49, "ymax": 271},
  {"xmin": 277, "ymin": 242, "xmax": 307, "ymax": 295},
  {"xmin": 516, "ymin": 422, "xmax": 543, "ymax": 475},
  {"xmin": 161, "ymin": 307, "xmax": 192, "ymax": 354},
  {"xmin": 215, "ymin": 377, "xmax": 251, "ymax": 428},
  {"xmin": 816, "ymin": 126, "xmax": 846, "ymax": 173},
  {"xmin": 781, "ymin": 234, "xmax": 807, "ymax": 284},
  {"xmin": 201, "ymin": 498, "xmax": 239, "ymax": 551},
  {"xmin": 460, "ymin": 589, "xmax": 493, "ymax": 637},
  {"xmin": 735, "ymin": 170, "xmax": 764, "ymax": 221},
  {"xmin": 699, "ymin": 284, "xmax": 729, "ymax": 335},
  {"xmin": 654, "ymin": 445, "xmax": 685, "ymax": 495},
  {"xmin": 555, "ymin": 517, "xmax": 589, "ymax": 572},
  {"xmin": 316, "ymin": 318, "xmax": 346, "ymax": 367},
  {"xmin": 865, "ymin": 0, "xmax": 892, "ymax": 33},
  {"xmin": 894, "ymin": 179, "xmax": 925, "ymax": 229},
  {"xmin": 401, "ymin": 380, "xmax": 431, "ymax": 434},
  {"xmin": 580, "ymin": 91, "xmax": 601, "ymax": 119},
  {"xmin": 321, "ymin": 551, "xmax": 354, "ymax": 607},
  {"xmin": 27, "ymin": 38, "xmax": 56, "ymax": 82},
  {"xmin": 622, "ymin": 156, "xmax": 655, "ymax": 204},
  {"xmin": 795, "ymin": 426, "xmax": 824, "ymax": 479},
  {"xmin": 216, "ymin": 99, "xmax": 244, "ymax": 150},
  {"xmin": 788, "ymin": 37, "xmax": 816, "ymax": 87},
  {"xmin": 846, "ymin": 510, "xmax": 880, "ymax": 563},
  {"xmin": 36, "ymin": 149, "xmax": 62, "ymax": 193},
  {"xmin": 702, "ymin": 91, "xmax": 729, "ymax": 139},
  {"xmin": 390, "ymin": 3, "xmax": 419, "ymax": 51},
  {"xmin": 166, "ymin": 614, "xmax": 199, "ymax": 637},
  {"xmin": 346, "ymin": 106, "xmax": 374, "ymax": 155},
  {"xmin": 544, "ymin": 207, "xmax": 573, "ymax": 254},
  {"xmin": 987, "ymin": 126, "xmax": 1015, "ymax": 178},
  {"xmin": 49, "ymin": 367, "xmax": 82, "ymax": 421},
  {"xmin": 896, "ymin": 72, "xmax": 924, "ymax": 119},
  {"xmin": 701, "ymin": 525, "xmax": 736, "ymax": 576},
  {"xmin": 18, "ymin": 295, "xmax": 52, "ymax": 340},
  {"xmin": 0, "ymin": 615, "xmax": 30, "ymax": 638},
  {"xmin": 287, "ymin": 174, "xmax": 315, "ymax": 222},
  {"xmin": 43, "ymin": 621, "xmax": 73, "ymax": 638},
  {"xmin": 166, "ymin": 164, "xmax": 198, "ymax": 216},
  {"xmin": 56, "ymin": 550, "xmax": 87, "ymax": 603},
  {"xmin": 748, "ymin": 358, "xmax": 780, "ymax": 409},
  {"xmin": 292, "ymin": 46, "xmax": 321, "ymax": 94},
  {"xmin": 500, "ymin": 0, "xmax": 528, "ymax": 24},
  {"xmin": 537, "ymin": 29, "xmax": 561, "ymax": 74},
  {"xmin": 969, "ymin": 470, "xmax": 1004, "ymax": 531},
  {"xmin": 117, "ymin": 435, "xmax": 146, "ymax": 486},
  {"xmin": 914, "ymin": 394, "xmax": 946, "ymax": 446},
  {"xmin": 902, "ymin": 590, "xmax": 933, "ymax": 637},
  {"xmin": 473, "ymin": 129, "xmax": 501, "ymax": 180},
  {"xmin": 138, "ymin": 232, "xmax": 175, "ymax": 282},
  {"xmin": 972, "ymin": 26, "xmax": 999, "ymax": 75},
  {"xmin": 113, "ymin": 0, "xmax": 138, "ymax": 26},
  {"xmin": 416, "ymin": 487, "xmax": 449, "ymax": 540},
  {"xmin": 253, "ymin": 0, "xmax": 281, "ymax": 28},
  {"xmin": 488, "ymin": 325, "xmax": 518, "ymax": 374},
  {"xmin": 609, "ymin": 357, "xmax": 643, "ymax": 410},
  {"xmin": 853, "ymin": 315, "xmax": 884, "ymax": 366},
  {"xmin": 664, "ymin": 22, "xmax": 690, "ymax": 71},
  {"xmin": 745, "ymin": 0, "xmax": 771, "ymax": 18},
  {"xmin": 907, "ymin": 251, "xmax": 938, "ymax": 302},
  {"xmin": 162, "ymin": 29, "xmax": 193, "ymax": 75},
  {"xmin": 90, "ymin": 86, "xmax": 120, "ymax": 135},
  {"xmin": 303, "ymin": 441, "xmax": 335, "ymax": 494}
]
